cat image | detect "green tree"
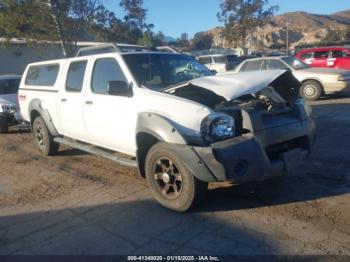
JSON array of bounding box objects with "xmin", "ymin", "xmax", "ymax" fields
[
  {"xmin": 41, "ymin": 0, "xmax": 107, "ymax": 57},
  {"xmin": 119, "ymin": 0, "xmax": 146, "ymax": 31},
  {"xmin": 0, "ymin": 0, "xmax": 110, "ymax": 57},
  {"xmin": 192, "ymin": 32, "xmax": 213, "ymax": 50},
  {"xmin": 217, "ymin": 0, "xmax": 278, "ymax": 51},
  {"xmin": 176, "ymin": 33, "xmax": 190, "ymax": 49},
  {"xmin": 0, "ymin": 0, "xmax": 157, "ymax": 54},
  {"xmin": 137, "ymin": 30, "xmax": 165, "ymax": 47},
  {"xmin": 0, "ymin": 0, "xmax": 57, "ymax": 42}
]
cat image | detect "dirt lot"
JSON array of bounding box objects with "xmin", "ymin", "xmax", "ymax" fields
[{"xmin": 0, "ymin": 97, "xmax": 350, "ymax": 256}]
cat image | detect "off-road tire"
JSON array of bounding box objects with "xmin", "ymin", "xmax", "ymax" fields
[
  {"xmin": 145, "ymin": 142, "xmax": 207, "ymax": 212},
  {"xmin": 32, "ymin": 116, "xmax": 59, "ymax": 156},
  {"xmin": 0, "ymin": 115, "xmax": 8, "ymax": 134},
  {"xmin": 300, "ymin": 80, "xmax": 323, "ymax": 101}
]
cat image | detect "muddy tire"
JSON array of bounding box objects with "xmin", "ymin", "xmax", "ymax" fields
[
  {"xmin": 300, "ymin": 80, "xmax": 323, "ymax": 101},
  {"xmin": 145, "ymin": 143, "xmax": 207, "ymax": 212},
  {"xmin": 32, "ymin": 116, "xmax": 59, "ymax": 156},
  {"xmin": 0, "ymin": 115, "xmax": 8, "ymax": 134}
]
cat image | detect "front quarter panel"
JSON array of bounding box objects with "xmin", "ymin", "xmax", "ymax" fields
[{"xmin": 135, "ymin": 88, "xmax": 211, "ymax": 145}]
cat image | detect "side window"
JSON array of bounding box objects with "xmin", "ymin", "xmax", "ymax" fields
[
  {"xmin": 213, "ymin": 56, "xmax": 227, "ymax": 63},
  {"xmin": 66, "ymin": 61, "xmax": 87, "ymax": 92},
  {"xmin": 332, "ymin": 50, "xmax": 350, "ymax": 58},
  {"xmin": 266, "ymin": 59, "xmax": 289, "ymax": 70},
  {"xmin": 240, "ymin": 60, "xmax": 263, "ymax": 72},
  {"xmin": 314, "ymin": 51, "xmax": 329, "ymax": 59},
  {"xmin": 91, "ymin": 58, "xmax": 127, "ymax": 95},
  {"xmin": 301, "ymin": 52, "xmax": 313, "ymax": 59},
  {"xmin": 0, "ymin": 79, "xmax": 20, "ymax": 95},
  {"xmin": 198, "ymin": 57, "xmax": 211, "ymax": 64},
  {"xmin": 25, "ymin": 64, "xmax": 59, "ymax": 86}
]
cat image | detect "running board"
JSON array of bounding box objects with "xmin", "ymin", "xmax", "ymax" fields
[{"xmin": 54, "ymin": 137, "xmax": 138, "ymax": 168}]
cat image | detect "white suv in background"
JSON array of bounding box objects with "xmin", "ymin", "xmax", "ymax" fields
[
  {"xmin": 19, "ymin": 44, "xmax": 315, "ymax": 212},
  {"xmin": 0, "ymin": 75, "xmax": 22, "ymax": 133},
  {"xmin": 197, "ymin": 54, "xmax": 237, "ymax": 73}
]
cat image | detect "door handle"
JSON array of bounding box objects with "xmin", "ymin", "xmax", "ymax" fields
[
  {"xmin": 85, "ymin": 101, "xmax": 93, "ymax": 105},
  {"xmin": 61, "ymin": 98, "xmax": 67, "ymax": 102}
]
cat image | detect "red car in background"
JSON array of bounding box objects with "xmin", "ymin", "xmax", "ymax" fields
[{"xmin": 296, "ymin": 47, "xmax": 350, "ymax": 70}]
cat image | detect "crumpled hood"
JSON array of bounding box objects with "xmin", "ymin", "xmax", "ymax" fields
[{"xmin": 187, "ymin": 70, "xmax": 288, "ymax": 101}]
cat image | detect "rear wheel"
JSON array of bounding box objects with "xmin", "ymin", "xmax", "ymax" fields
[
  {"xmin": 0, "ymin": 115, "xmax": 8, "ymax": 134},
  {"xmin": 145, "ymin": 143, "xmax": 207, "ymax": 212},
  {"xmin": 300, "ymin": 80, "xmax": 323, "ymax": 101},
  {"xmin": 32, "ymin": 116, "xmax": 59, "ymax": 156}
]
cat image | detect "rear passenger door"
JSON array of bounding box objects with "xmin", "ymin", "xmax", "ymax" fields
[
  {"xmin": 58, "ymin": 60, "xmax": 88, "ymax": 140},
  {"xmin": 312, "ymin": 51, "xmax": 329, "ymax": 67},
  {"xmin": 83, "ymin": 56, "xmax": 137, "ymax": 155}
]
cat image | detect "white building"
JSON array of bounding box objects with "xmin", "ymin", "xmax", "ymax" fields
[{"xmin": 0, "ymin": 39, "xmax": 102, "ymax": 75}]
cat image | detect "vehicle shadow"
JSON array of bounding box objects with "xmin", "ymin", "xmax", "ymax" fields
[
  {"xmin": 7, "ymin": 128, "xmax": 31, "ymax": 134},
  {"xmin": 319, "ymin": 93, "xmax": 350, "ymax": 100},
  {"xmin": 0, "ymin": 200, "xmax": 279, "ymax": 255},
  {"xmin": 56, "ymin": 148, "xmax": 90, "ymax": 157}
]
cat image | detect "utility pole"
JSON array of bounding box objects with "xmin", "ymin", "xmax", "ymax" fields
[{"xmin": 286, "ymin": 22, "xmax": 290, "ymax": 55}]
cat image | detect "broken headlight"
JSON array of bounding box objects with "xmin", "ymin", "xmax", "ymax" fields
[{"xmin": 201, "ymin": 113, "xmax": 235, "ymax": 143}]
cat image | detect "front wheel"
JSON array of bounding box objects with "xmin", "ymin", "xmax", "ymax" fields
[
  {"xmin": 32, "ymin": 116, "xmax": 59, "ymax": 156},
  {"xmin": 0, "ymin": 115, "xmax": 8, "ymax": 134},
  {"xmin": 145, "ymin": 143, "xmax": 207, "ymax": 212},
  {"xmin": 300, "ymin": 80, "xmax": 323, "ymax": 101}
]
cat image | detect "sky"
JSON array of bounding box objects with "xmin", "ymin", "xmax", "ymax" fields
[{"xmin": 104, "ymin": 0, "xmax": 350, "ymax": 39}]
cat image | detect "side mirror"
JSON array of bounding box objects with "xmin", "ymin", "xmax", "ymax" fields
[
  {"xmin": 107, "ymin": 81, "xmax": 132, "ymax": 97},
  {"xmin": 210, "ymin": 70, "xmax": 218, "ymax": 75}
]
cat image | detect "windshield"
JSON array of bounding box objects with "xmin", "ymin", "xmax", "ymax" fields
[
  {"xmin": 282, "ymin": 56, "xmax": 310, "ymax": 70},
  {"xmin": 122, "ymin": 53, "xmax": 212, "ymax": 91},
  {"xmin": 0, "ymin": 78, "xmax": 20, "ymax": 95}
]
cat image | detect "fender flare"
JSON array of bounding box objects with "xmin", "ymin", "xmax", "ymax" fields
[
  {"xmin": 135, "ymin": 112, "xmax": 189, "ymax": 178},
  {"xmin": 28, "ymin": 99, "xmax": 59, "ymax": 137},
  {"xmin": 136, "ymin": 112, "xmax": 187, "ymax": 145}
]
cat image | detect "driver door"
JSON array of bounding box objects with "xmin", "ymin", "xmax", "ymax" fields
[{"xmin": 83, "ymin": 56, "xmax": 137, "ymax": 155}]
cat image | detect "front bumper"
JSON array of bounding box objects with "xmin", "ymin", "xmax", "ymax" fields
[
  {"xmin": 162, "ymin": 117, "xmax": 316, "ymax": 183},
  {"xmin": 325, "ymin": 81, "xmax": 350, "ymax": 94}
]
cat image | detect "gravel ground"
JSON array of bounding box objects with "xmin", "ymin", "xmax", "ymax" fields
[{"xmin": 0, "ymin": 97, "xmax": 349, "ymax": 257}]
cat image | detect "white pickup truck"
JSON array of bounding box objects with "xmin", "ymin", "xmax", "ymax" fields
[{"xmin": 19, "ymin": 44, "xmax": 316, "ymax": 212}]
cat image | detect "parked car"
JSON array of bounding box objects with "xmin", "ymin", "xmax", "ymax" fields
[
  {"xmin": 197, "ymin": 54, "xmax": 238, "ymax": 73},
  {"xmin": 0, "ymin": 75, "xmax": 22, "ymax": 133},
  {"xmin": 225, "ymin": 55, "xmax": 258, "ymax": 71},
  {"xmin": 19, "ymin": 44, "xmax": 315, "ymax": 212},
  {"xmin": 234, "ymin": 56, "xmax": 350, "ymax": 100},
  {"xmin": 296, "ymin": 46, "xmax": 350, "ymax": 70}
]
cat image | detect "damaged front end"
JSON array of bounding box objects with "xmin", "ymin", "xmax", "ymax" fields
[{"xmin": 166, "ymin": 70, "xmax": 316, "ymax": 183}]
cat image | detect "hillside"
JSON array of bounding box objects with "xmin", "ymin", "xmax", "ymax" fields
[{"xmin": 209, "ymin": 9, "xmax": 350, "ymax": 49}]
